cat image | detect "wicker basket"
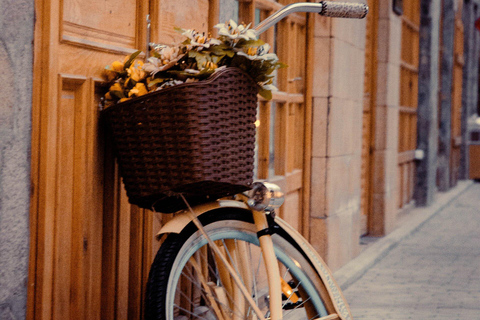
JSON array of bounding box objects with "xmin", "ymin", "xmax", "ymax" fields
[{"xmin": 102, "ymin": 67, "xmax": 258, "ymax": 213}]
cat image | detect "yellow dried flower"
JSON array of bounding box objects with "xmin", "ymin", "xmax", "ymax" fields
[
  {"xmin": 127, "ymin": 61, "xmax": 146, "ymax": 82},
  {"xmin": 109, "ymin": 82, "xmax": 123, "ymax": 92},
  {"xmin": 111, "ymin": 61, "xmax": 124, "ymax": 72},
  {"xmin": 128, "ymin": 83, "xmax": 148, "ymax": 97}
]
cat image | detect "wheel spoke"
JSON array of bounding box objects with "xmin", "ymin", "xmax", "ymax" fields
[{"xmin": 146, "ymin": 219, "xmax": 329, "ymax": 320}]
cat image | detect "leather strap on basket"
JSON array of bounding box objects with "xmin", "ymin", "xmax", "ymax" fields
[{"xmin": 319, "ymin": 1, "xmax": 368, "ymax": 19}]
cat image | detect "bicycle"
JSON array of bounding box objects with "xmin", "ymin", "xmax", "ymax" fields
[{"xmin": 142, "ymin": 2, "xmax": 368, "ymax": 320}]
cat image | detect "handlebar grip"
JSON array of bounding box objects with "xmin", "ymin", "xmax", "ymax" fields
[{"xmin": 319, "ymin": 1, "xmax": 368, "ymax": 19}]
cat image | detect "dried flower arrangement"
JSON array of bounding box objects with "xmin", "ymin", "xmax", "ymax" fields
[{"xmin": 102, "ymin": 20, "xmax": 286, "ymax": 107}]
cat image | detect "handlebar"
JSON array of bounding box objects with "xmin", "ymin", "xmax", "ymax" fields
[{"xmin": 254, "ymin": 1, "xmax": 368, "ymax": 36}]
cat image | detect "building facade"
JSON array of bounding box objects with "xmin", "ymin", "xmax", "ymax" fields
[{"xmin": 0, "ymin": 0, "xmax": 479, "ymax": 318}]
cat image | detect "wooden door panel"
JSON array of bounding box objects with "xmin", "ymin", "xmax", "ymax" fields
[
  {"xmin": 398, "ymin": 0, "xmax": 419, "ymax": 209},
  {"xmin": 62, "ymin": 0, "xmax": 137, "ymax": 48},
  {"xmin": 30, "ymin": 0, "xmax": 151, "ymax": 318},
  {"xmin": 61, "ymin": 0, "xmax": 144, "ymax": 53},
  {"xmin": 53, "ymin": 77, "xmax": 91, "ymax": 320},
  {"xmin": 154, "ymin": 0, "xmax": 210, "ymax": 44}
]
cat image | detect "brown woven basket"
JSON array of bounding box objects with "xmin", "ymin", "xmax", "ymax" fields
[{"xmin": 102, "ymin": 67, "xmax": 258, "ymax": 212}]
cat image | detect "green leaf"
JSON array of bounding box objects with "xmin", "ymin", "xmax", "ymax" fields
[
  {"xmin": 175, "ymin": 27, "xmax": 186, "ymax": 34},
  {"xmin": 124, "ymin": 78, "xmax": 137, "ymax": 89},
  {"xmin": 197, "ymin": 68, "xmax": 215, "ymax": 77},
  {"xmin": 124, "ymin": 50, "xmax": 142, "ymax": 69},
  {"xmin": 258, "ymin": 87, "xmax": 272, "ymax": 100},
  {"xmin": 147, "ymin": 78, "xmax": 166, "ymax": 88},
  {"xmin": 189, "ymin": 51, "xmax": 208, "ymax": 68},
  {"xmin": 110, "ymin": 90, "xmax": 126, "ymax": 99},
  {"xmin": 237, "ymin": 39, "xmax": 265, "ymax": 48},
  {"xmin": 210, "ymin": 54, "xmax": 225, "ymax": 64}
]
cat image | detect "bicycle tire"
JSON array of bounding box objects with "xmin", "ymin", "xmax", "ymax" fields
[{"xmin": 145, "ymin": 208, "xmax": 330, "ymax": 320}]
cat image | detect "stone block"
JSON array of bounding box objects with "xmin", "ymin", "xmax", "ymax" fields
[
  {"xmin": 331, "ymin": 15, "xmax": 355, "ymax": 45},
  {"xmin": 353, "ymin": 46, "xmax": 367, "ymax": 103},
  {"xmin": 283, "ymin": 191, "xmax": 301, "ymax": 232},
  {"xmin": 386, "ymin": 105, "xmax": 399, "ymax": 151},
  {"xmin": 389, "ymin": 17, "xmax": 402, "ymax": 63},
  {"xmin": 374, "ymin": 104, "xmax": 388, "ymax": 150},
  {"xmin": 377, "ymin": 19, "xmax": 391, "ymax": 63},
  {"xmin": 324, "ymin": 207, "xmax": 361, "ymax": 271},
  {"xmin": 311, "ymin": 97, "xmax": 328, "ymax": 158},
  {"xmin": 331, "ymin": 1, "xmax": 367, "ymax": 49},
  {"xmin": 324, "ymin": 214, "xmax": 341, "ymax": 269},
  {"xmin": 372, "ymin": 150, "xmax": 387, "ymax": 194},
  {"xmin": 310, "ymin": 157, "xmax": 327, "ymax": 219},
  {"xmin": 325, "ymin": 155, "xmax": 353, "ymax": 216},
  {"xmin": 387, "ymin": 62, "xmax": 401, "ymax": 106},
  {"xmin": 330, "ymin": 39, "xmax": 365, "ymax": 102},
  {"xmin": 309, "ymin": 217, "xmax": 328, "ymax": 258},
  {"xmin": 330, "ymin": 38, "xmax": 352, "ymax": 99},
  {"xmin": 352, "ymin": 100, "xmax": 365, "ymax": 155},
  {"xmin": 312, "ymin": 37, "xmax": 331, "ymax": 98},
  {"xmin": 327, "ymin": 97, "xmax": 355, "ymax": 157},
  {"xmin": 348, "ymin": 152, "xmax": 362, "ymax": 202},
  {"xmin": 375, "ymin": 61, "xmax": 389, "ymax": 106},
  {"xmin": 314, "ymin": 13, "xmax": 331, "ymax": 38}
]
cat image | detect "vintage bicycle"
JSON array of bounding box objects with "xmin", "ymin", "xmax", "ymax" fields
[{"xmin": 104, "ymin": 2, "xmax": 368, "ymax": 320}]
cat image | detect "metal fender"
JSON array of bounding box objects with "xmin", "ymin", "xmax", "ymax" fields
[
  {"xmin": 156, "ymin": 200, "xmax": 250, "ymax": 238},
  {"xmin": 274, "ymin": 217, "xmax": 353, "ymax": 320}
]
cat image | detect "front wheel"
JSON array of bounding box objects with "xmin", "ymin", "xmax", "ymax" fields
[{"xmin": 145, "ymin": 208, "xmax": 329, "ymax": 320}]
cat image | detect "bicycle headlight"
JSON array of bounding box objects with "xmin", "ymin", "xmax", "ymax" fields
[{"xmin": 245, "ymin": 181, "xmax": 285, "ymax": 211}]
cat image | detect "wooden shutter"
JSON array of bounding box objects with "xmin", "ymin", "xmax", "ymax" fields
[
  {"xmin": 450, "ymin": 2, "xmax": 464, "ymax": 187},
  {"xmin": 398, "ymin": 0, "xmax": 420, "ymax": 209}
]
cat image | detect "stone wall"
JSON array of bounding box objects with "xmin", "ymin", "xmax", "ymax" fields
[
  {"xmin": 309, "ymin": 6, "xmax": 367, "ymax": 271},
  {"xmin": 0, "ymin": 0, "xmax": 34, "ymax": 318}
]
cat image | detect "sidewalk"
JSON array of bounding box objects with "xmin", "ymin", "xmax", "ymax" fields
[{"xmin": 335, "ymin": 180, "xmax": 480, "ymax": 319}]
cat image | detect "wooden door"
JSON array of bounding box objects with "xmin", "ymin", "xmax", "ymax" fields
[
  {"xmin": 398, "ymin": 0, "xmax": 420, "ymax": 209},
  {"xmin": 360, "ymin": 0, "xmax": 378, "ymax": 235},
  {"xmin": 28, "ymin": 0, "xmax": 211, "ymax": 319},
  {"xmin": 246, "ymin": 0, "xmax": 309, "ymax": 234},
  {"xmin": 450, "ymin": 2, "xmax": 464, "ymax": 187}
]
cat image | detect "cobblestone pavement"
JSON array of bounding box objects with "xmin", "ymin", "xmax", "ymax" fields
[{"xmin": 343, "ymin": 182, "xmax": 480, "ymax": 320}]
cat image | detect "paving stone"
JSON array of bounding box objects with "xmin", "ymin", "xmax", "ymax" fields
[{"xmin": 343, "ymin": 183, "xmax": 480, "ymax": 320}]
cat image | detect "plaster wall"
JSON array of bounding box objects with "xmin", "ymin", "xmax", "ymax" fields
[{"xmin": 0, "ymin": 0, "xmax": 34, "ymax": 319}]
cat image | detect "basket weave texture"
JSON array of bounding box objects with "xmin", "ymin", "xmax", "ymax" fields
[{"xmin": 102, "ymin": 67, "xmax": 257, "ymax": 212}]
